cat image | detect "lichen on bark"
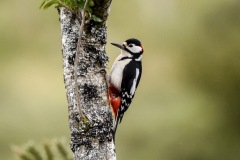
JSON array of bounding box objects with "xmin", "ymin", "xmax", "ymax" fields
[{"xmin": 59, "ymin": 0, "xmax": 116, "ymax": 159}]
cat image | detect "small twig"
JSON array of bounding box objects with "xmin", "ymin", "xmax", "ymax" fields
[{"xmin": 74, "ymin": 0, "xmax": 90, "ymax": 119}]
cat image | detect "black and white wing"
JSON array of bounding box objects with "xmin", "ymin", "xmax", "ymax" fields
[{"xmin": 113, "ymin": 60, "xmax": 142, "ymax": 133}]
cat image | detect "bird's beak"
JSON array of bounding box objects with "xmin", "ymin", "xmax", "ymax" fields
[{"xmin": 111, "ymin": 43, "xmax": 125, "ymax": 50}]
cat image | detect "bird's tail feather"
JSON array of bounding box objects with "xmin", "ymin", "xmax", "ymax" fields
[{"xmin": 113, "ymin": 110, "xmax": 121, "ymax": 142}]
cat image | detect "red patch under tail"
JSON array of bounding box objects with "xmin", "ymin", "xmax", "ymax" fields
[{"xmin": 108, "ymin": 84, "xmax": 121, "ymax": 118}]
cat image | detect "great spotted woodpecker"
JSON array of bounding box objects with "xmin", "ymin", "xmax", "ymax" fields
[{"xmin": 108, "ymin": 38, "xmax": 144, "ymax": 138}]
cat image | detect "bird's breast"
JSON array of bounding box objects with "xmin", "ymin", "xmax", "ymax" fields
[{"xmin": 109, "ymin": 56, "xmax": 131, "ymax": 90}]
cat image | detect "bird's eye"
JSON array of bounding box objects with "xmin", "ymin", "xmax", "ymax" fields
[{"xmin": 128, "ymin": 44, "xmax": 133, "ymax": 47}]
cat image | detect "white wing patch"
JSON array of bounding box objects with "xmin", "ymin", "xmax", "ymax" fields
[{"xmin": 130, "ymin": 68, "xmax": 139, "ymax": 95}]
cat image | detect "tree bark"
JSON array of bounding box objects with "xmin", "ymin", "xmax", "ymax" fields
[{"xmin": 59, "ymin": 0, "xmax": 116, "ymax": 159}]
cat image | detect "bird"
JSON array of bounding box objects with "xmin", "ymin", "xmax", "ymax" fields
[{"xmin": 108, "ymin": 38, "xmax": 144, "ymax": 140}]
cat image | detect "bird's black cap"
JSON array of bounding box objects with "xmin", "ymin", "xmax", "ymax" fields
[{"xmin": 125, "ymin": 38, "xmax": 142, "ymax": 46}]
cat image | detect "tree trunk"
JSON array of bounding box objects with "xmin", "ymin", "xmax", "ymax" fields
[{"xmin": 59, "ymin": 0, "xmax": 116, "ymax": 159}]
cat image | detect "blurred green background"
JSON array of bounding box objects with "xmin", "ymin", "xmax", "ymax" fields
[{"xmin": 1, "ymin": 0, "xmax": 240, "ymax": 159}]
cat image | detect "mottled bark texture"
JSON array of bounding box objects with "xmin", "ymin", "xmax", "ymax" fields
[{"xmin": 59, "ymin": 0, "xmax": 116, "ymax": 159}]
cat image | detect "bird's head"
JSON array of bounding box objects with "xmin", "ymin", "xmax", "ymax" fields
[{"xmin": 111, "ymin": 38, "xmax": 144, "ymax": 58}]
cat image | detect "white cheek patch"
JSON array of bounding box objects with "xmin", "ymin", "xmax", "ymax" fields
[{"xmin": 128, "ymin": 46, "xmax": 142, "ymax": 53}]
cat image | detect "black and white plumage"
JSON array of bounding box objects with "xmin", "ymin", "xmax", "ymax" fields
[{"xmin": 108, "ymin": 38, "xmax": 144, "ymax": 138}]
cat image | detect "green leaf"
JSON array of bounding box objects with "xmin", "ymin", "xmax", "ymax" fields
[
  {"xmin": 27, "ymin": 146, "xmax": 43, "ymax": 160},
  {"xmin": 40, "ymin": 0, "xmax": 95, "ymax": 13},
  {"xmin": 43, "ymin": 0, "xmax": 58, "ymax": 10},
  {"xmin": 92, "ymin": 15, "xmax": 102, "ymax": 22},
  {"xmin": 43, "ymin": 143, "xmax": 54, "ymax": 160},
  {"xmin": 88, "ymin": 0, "xmax": 94, "ymax": 7},
  {"xmin": 85, "ymin": 6, "xmax": 92, "ymax": 13},
  {"xmin": 56, "ymin": 141, "xmax": 68, "ymax": 159},
  {"xmin": 76, "ymin": 0, "xmax": 85, "ymax": 9},
  {"xmin": 39, "ymin": 0, "xmax": 47, "ymax": 9}
]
